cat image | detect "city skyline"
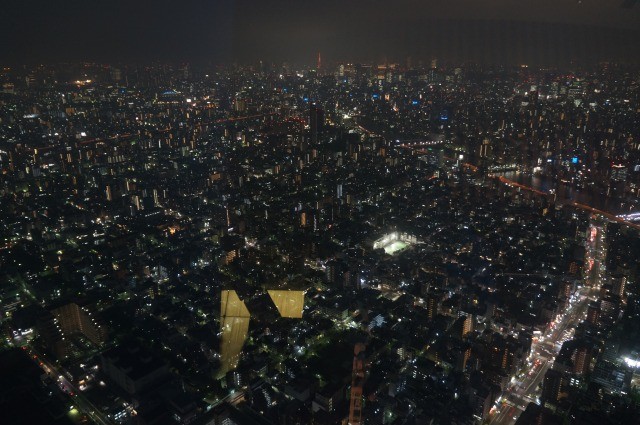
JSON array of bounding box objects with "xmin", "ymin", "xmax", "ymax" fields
[{"xmin": 2, "ymin": 3, "xmax": 640, "ymax": 424}]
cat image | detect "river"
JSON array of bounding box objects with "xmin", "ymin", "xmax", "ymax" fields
[{"xmin": 495, "ymin": 171, "xmax": 640, "ymax": 216}]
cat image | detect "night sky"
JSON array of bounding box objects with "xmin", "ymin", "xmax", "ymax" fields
[{"xmin": 2, "ymin": 0, "xmax": 640, "ymax": 66}]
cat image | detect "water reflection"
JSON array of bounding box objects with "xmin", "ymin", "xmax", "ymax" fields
[
  {"xmin": 267, "ymin": 290, "xmax": 305, "ymax": 319},
  {"xmin": 219, "ymin": 289, "xmax": 305, "ymax": 376},
  {"xmin": 220, "ymin": 290, "xmax": 251, "ymax": 376},
  {"xmin": 497, "ymin": 171, "xmax": 640, "ymax": 215}
]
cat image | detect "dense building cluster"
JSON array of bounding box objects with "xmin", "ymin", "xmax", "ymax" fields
[{"xmin": 1, "ymin": 62, "xmax": 640, "ymax": 425}]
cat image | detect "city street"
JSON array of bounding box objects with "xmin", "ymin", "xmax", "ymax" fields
[
  {"xmin": 489, "ymin": 286, "xmax": 593, "ymax": 425},
  {"xmin": 23, "ymin": 346, "xmax": 113, "ymax": 425}
]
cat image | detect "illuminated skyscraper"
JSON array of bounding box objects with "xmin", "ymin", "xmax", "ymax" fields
[
  {"xmin": 610, "ymin": 274, "xmax": 627, "ymax": 299},
  {"xmin": 426, "ymin": 293, "xmax": 438, "ymax": 321},
  {"xmin": 608, "ymin": 163, "xmax": 627, "ymax": 198},
  {"xmin": 541, "ymin": 369, "xmax": 567, "ymax": 406},
  {"xmin": 587, "ymin": 302, "xmax": 600, "ymax": 325},
  {"xmin": 479, "ymin": 138, "xmax": 491, "ymax": 159},
  {"xmin": 461, "ymin": 315, "xmax": 473, "ymax": 337},
  {"xmin": 573, "ymin": 345, "xmax": 591, "ymax": 375},
  {"xmin": 52, "ymin": 303, "xmax": 106, "ymax": 346}
]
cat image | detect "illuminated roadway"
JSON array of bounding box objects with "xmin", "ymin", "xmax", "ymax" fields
[
  {"xmin": 489, "ymin": 287, "xmax": 593, "ymax": 425},
  {"xmin": 24, "ymin": 345, "xmax": 114, "ymax": 425},
  {"xmin": 339, "ymin": 123, "xmax": 622, "ymax": 424},
  {"xmin": 12, "ymin": 279, "xmax": 113, "ymax": 423}
]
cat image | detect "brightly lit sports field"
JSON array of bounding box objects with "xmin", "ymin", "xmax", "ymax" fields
[{"xmin": 384, "ymin": 240, "xmax": 408, "ymax": 255}]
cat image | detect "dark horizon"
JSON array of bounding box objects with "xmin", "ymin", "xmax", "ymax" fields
[{"xmin": 2, "ymin": 0, "xmax": 640, "ymax": 67}]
